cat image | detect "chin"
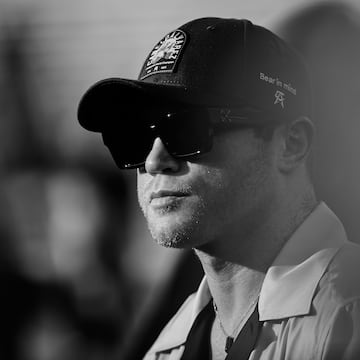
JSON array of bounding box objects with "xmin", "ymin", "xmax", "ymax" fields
[
  {"xmin": 148, "ymin": 215, "xmax": 204, "ymax": 249},
  {"xmin": 144, "ymin": 197, "xmax": 208, "ymax": 248},
  {"xmin": 154, "ymin": 233, "xmax": 193, "ymax": 249}
]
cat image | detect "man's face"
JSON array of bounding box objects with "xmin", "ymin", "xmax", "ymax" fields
[{"xmin": 137, "ymin": 127, "xmax": 278, "ymax": 250}]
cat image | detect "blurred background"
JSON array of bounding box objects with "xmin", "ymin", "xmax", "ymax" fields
[{"xmin": 1, "ymin": 0, "xmax": 360, "ymax": 359}]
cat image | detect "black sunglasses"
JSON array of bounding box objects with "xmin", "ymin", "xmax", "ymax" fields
[{"xmin": 101, "ymin": 107, "xmax": 282, "ymax": 169}]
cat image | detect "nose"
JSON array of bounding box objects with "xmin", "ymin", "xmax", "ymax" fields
[{"xmin": 144, "ymin": 137, "xmax": 181, "ymax": 174}]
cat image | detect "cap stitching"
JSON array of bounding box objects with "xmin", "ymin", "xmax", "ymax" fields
[{"xmin": 156, "ymin": 79, "xmax": 186, "ymax": 86}]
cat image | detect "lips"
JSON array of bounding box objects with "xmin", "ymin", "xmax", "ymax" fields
[
  {"xmin": 149, "ymin": 190, "xmax": 191, "ymax": 211},
  {"xmin": 150, "ymin": 190, "xmax": 189, "ymax": 202}
]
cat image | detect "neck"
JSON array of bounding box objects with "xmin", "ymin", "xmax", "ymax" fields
[
  {"xmin": 195, "ymin": 250, "xmax": 265, "ymax": 330},
  {"xmin": 194, "ymin": 186, "xmax": 318, "ymax": 328}
]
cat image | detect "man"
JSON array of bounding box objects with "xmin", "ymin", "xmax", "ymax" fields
[{"xmin": 77, "ymin": 17, "xmax": 360, "ymax": 360}]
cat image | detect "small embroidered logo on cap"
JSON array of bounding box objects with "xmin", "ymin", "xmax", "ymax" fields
[
  {"xmin": 140, "ymin": 30, "xmax": 187, "ymax": 80},
  {"xmin": 274, "ymin": 90, "xmax": 285, "ymax": 108}
]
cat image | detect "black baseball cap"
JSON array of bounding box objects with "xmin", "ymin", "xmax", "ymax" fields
[{"xmin": 78, "ymin": 17, "xmax": 311, "ymax": 132}]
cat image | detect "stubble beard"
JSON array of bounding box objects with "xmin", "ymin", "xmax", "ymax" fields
[{"xmin": 141, "ymin": 198, "xmax": 207, "ymax": 249}]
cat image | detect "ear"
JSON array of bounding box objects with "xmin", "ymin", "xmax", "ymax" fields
[{"xmin": 278, "ymin": 116, "xmax": 315, "ymax": 173}]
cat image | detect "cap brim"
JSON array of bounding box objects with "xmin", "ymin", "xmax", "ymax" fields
[
  {"xmin": 77, "ymin": 77, "xmax": 256, "ymax": 132},
  {"xmin": 77, "ymin": 78, "xmax": 199, "ymax": 132}
]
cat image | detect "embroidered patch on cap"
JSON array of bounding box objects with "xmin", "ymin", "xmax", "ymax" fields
[{"xmin": 140, "ymin": 30, "xmax": 187, "ymax": 80}]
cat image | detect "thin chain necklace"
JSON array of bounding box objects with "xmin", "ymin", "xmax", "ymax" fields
[{"xmin": 212, "ymin": 295, "xmax": 259, "ymax": 353}]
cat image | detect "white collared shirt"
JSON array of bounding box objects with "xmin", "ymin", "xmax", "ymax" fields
[{"xmin": 144, "ymin": 202, "xmax": 360, "ymax": 359}]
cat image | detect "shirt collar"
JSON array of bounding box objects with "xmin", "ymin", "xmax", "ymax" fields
[
  {"xmin": 258, "ymin": 201, "xmax": 347, "ymax": 320},
  {"xmin": 147, "ymin": 277, "xmax": 211, "ymax": 354},
  {"xmin": 147, "ymin": 202, "xmax": 348, "ymax": 354}
]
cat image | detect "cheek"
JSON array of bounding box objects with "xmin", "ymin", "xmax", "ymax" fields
[
  {"xmin": 201, "ymin": 147, "xmax": 275, "ymax": 220},
  {"xmin": 190, "ymin": 167, "xmax": 232, "ymax": 224},
  {"xmin": 136, "ymin": 173, "xmax": 148, "ymax": 213}
]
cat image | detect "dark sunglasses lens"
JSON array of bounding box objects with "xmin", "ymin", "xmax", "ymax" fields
[
  {"xmin": 101, "ymin": 107, "xmax": 213, "ymax": 169},
  {"xmin": 102, "ymin": 118, "xmax": 154, "ymax": 169},
  {"xmin": 161, "ymin": 109, "xmax": 213, "ymax": 157}
]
